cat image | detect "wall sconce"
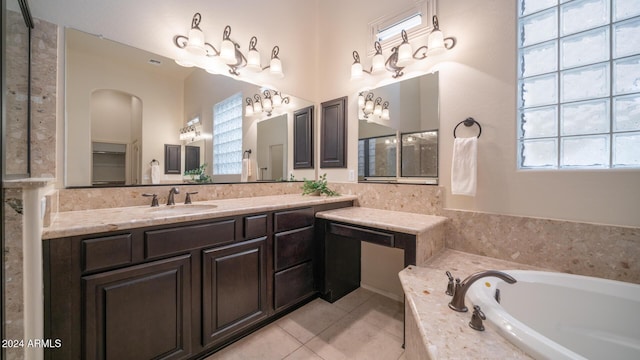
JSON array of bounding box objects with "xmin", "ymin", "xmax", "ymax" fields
[
  {"xmin": 351, "ymin": 15, "xmax": 456, "ymax": 80},
  {"xmin": 174, "ymin": 13, "xmax": 284, "ymax": 78},
  {"xmin": 358, "ymin": 92, "xmax": 390, "ymax": 121},
  {"xmin": 245, "ymin": 90, "xmax": 290, "ymax": 117},
  {"xmin": 179, "ymin": 118, "xmax": 203, "ymax": 142}
]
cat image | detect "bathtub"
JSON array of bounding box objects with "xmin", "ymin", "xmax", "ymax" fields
[{"xmin": 466, "ymin": 270, "xmax": 640, "ymax": 360}]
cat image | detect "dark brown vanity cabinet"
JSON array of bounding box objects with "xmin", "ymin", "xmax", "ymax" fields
[
  {"xmin": 44, "ymin": 201, "xmax": 353, "ymax": 360},
  {"xmin": 273, "ymin": 207, "xmax": 316, "ymax": 311},
  {"xmin": 201, "ymin": 237, "xmax": 268, "ymax": 346},
  {"xmin": 83, "ymin": 255, "xmax": 193, "ymax": 360}
]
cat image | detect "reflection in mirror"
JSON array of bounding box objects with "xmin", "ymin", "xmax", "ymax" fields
[
  {"xmin": 401, "ymin": 130, "xmax": 438, "ymax": 177},
  {"xmin": 185, "ymin": 140, "xmax": 204, "ymax": 172},
  {"xmin": 65, "ymin": 28, "xmax": 312, "ymax": 187},
  {"xmin": 358, "ymin": 135, "xmax": 397, "ymax": 179},
  {"xmin": 257, "ymin": 114, "xmax": 287, "ymax": 181},
  {"xmin": 357, "ymin": 72, "xmax": 439, "ymax": 183}
]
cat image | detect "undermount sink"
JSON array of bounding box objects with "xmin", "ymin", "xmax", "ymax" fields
[{"xmin": 145, "ymin": 204, "xmax": 218, "ymax": 215}]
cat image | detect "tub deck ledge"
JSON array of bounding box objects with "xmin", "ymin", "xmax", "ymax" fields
[{"xmin": 400, "ymin": 249, "xmax": 543, "ymax": 360}]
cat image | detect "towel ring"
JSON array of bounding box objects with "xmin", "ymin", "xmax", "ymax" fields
[
  {"xmin": 243, "ymin": 149, "xmax": 252, "ymax": 159},
  {"xmin": 150, "ymin": 159, "xmax": 160, "ymax": 166},
  {"xmin": 453, "ymin": 117, "xmax": 482, "ymax": 138}
]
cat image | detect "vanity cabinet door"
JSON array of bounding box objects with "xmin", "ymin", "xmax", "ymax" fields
[
  {"xmin": 201, "ymin": 237, "xmax": 268, "ymax": 347},
  {"xmin": 83, "ymin": 255, "xmax": 192, "ymax": 360}
]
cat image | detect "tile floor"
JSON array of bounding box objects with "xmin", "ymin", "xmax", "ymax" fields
[{"xmin": 205, "ymin": 288, "xmax": 406, "ymax": 360}]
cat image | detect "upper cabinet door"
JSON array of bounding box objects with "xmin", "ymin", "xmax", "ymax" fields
[
  {"xmin": 293, "ymin": 106, "xmax": 314, "ymax": 169},
  {"xmin": 164, "ymin": 144, "xmax": 181, "ymax": 174},
  {"xmin": 320, "ymin": 97, "xmax": 348, "ymax": 168}
]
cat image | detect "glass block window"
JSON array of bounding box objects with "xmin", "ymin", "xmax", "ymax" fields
[
  {"xmin": 518, "ymin": 0, "xmax": 640, "ymax": 168},
  {"xmin": 213, "ymin": 93, "xmax": 243, "ymax": 175}
]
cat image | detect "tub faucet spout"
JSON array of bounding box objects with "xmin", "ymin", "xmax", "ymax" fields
[{"xmin": 448, "ymin": 270, "xmax": 516, "ymax": 312}]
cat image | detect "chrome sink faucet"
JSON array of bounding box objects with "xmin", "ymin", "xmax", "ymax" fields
[
  {"xmin": 448, "ymin": 270, "xmax": 517, "ymax": 312},
  {"xmin": 167, "ymin": 187, "xmax": 180, "ymax": 205}
]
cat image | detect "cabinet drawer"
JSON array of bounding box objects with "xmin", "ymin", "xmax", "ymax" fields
[
  {"xmin": 82, "ymin": 233, "xmax": 133, "ymax": 273},
  {"xmin": 274, "ymin": 226, "xmax": 314, "ymax": 271},
  {"xmin": 244, "ymin": 214, "xmax": 268, "ymax": 239},
  {"xmin": 274, "ymin": 207, "xmax": 314, "ymax": 233},
  {"xmin": 274, "ymin": 261, "xmax": 315, "ymax": 310},
  {"xmin": 327, "ymin": 222, "xmax": 394, "ymax": 247},
  {"xmin": 145, "ymin": 220, "xmax": 235, "ymax": 259}
]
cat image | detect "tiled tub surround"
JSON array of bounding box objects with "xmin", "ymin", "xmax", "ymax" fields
[
  {"xmin": 400, "ymin": 249, "xmax": 541, "ymax": 360},
  {"xmin": 315, "ymin": 207, "xmax": 447, "ymax": 266},
  {"xmin": 443, "ymin": 209, "xmax": 640, "ymax": 284}
]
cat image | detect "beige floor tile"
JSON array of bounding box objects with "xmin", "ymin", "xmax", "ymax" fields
[
  {"xmin": 206, "ymin": 324, "xmax": 302, "ymax": 360},
  {"xmin": 305, "ymin": 314, "xmax": 405, "ymax": 360},
  {"xmin": 277, "ymin": 298, "xmax": 348, "ymax": 343},
  {"xmin": 349, "ymin": 293, "xmax": 404, "ymax": 339},
  {"xmin": 282, "ymin": 346, "xmax": 324, "ymax": 360},
  {"xmin": 332, "ymin": 287, "xmax": 375, "ymax": 313}
]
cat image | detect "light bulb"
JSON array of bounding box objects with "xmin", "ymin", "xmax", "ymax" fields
[
  {"xmin": 185, "ymin": 28, "xmax": 206, "ymax": 56},
  {"xmin": 371, "ymin": 53, "xmax": 385, "ymax": 73},
  {"xmin": 270, "ymin": 57, "xmax": 283, "ymax": 78},
  {"xmin": 382, "ymin": 108, "xmax": 390, "ymax": 120},
  {"xmin": 220, "ymin": 39, "xmax": 236, "ymax": 64},
  {"xmin": 373, "ymin": 104, "xmax": 382, "ymax": 116},
  {"xmin": 351, "ymin": 62, "xmax": 363, "ymax": 80},
  {"xmin": 396, "ymin": 41, "xmax": 413, "ymax": 67},
  {"xmin": 364, "ymin": 100, "xmax": 374, "ymax": 114},
  {"xmin": 272, "ymin": 93, "xmax": 282, "ymax": 107},
  {"xmin": 428, "ymin": 29, "xmax": 446, "ymax": 56},
  {"xmin": 247, "ymin": 48, "xmax": 261, "ymax": 72}
]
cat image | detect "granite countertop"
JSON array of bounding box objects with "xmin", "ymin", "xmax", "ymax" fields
[
  {"xmin": 315, "ymin": 207, "xmax": 447, "ymax": 235},
  {"xmin": 42, "ymin": 194, "xmax": 357, "ymax": 239},
  {"xmin": 400, "ymin": 249, "xmax": 544, "ymax": 359}
]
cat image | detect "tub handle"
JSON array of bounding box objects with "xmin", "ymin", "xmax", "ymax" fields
[
  {"xmin": 445, "ymin": 271, "xmax": 455, "ymax": 296},
  {"xmin": 469, "ymin": 305, "xmax": 486, "ymax": 331}
]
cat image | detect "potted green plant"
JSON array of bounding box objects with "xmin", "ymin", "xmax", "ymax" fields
[
  {"xmin": 184, "ymin": 163, "xmax": 212, "ymax": 183},
  {"xmin": 301, "ymin": 173, "xmax": 339, "ymax": 196}
]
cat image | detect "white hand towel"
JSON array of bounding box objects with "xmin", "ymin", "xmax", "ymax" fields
[
  {"xmin": 451, "ymin": 137, "xmax": 477, "ymax": 196},
  {"xmin": 241, "ymin": 158, "xmax": 251, "ymax": 182},
  {"xmin": 151, "ymin": 163, "xmax": 160, "ymax": 184}
]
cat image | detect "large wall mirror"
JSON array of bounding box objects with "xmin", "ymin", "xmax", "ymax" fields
[
  {"xmin": 65, "ymin": 28, "xmax": 313, "ymax": 187},
  {"xmin": 358, "ymin": 72, "xmax": 439, "ymax": 184}
]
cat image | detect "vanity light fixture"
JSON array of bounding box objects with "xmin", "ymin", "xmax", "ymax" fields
[
  {"xmin": 358, "ymin": 92, "xmax": 390, "ymax": 121},
  {"xmin": 245, "ymin": 90, "xmax": 290, "ymax": 117},
  {"xmin": 174, "ymin": 13, "xmax": 284, "ymax": 78},
  {"xmin": 179, "ymin": 118, "xmax": 203, "ymax": 142},
  {"xmin": 351, "ymin": 15, "xmax": 456, "ymax": 79}
]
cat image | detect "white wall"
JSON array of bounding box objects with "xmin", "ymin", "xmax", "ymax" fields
[
  {"xmin": 317, "ymin": 0, "xmax": 640, "ymax": 227},
  {"xmin": 42, "ymin": 0, "xmax": 640, "ymax": 222}
]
